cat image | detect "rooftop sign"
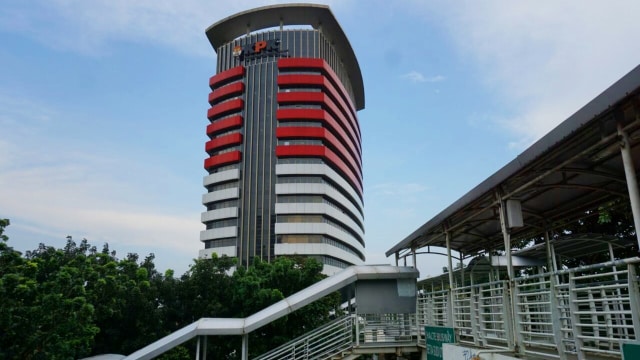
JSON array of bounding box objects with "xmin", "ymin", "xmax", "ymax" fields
[{"xmin": 234, "ymin": 39, "xmax": 286, "ymax": 61}]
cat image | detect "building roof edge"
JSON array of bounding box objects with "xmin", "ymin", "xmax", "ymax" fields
[{"xmin": 205, "ymin": 3, "xmax": 365, "ymax": 110}]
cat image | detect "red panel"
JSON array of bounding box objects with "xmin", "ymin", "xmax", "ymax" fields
[
  {"xmin": 277, "ymin": 108, "xmax": 325, "ymax": 120},
  {"xmin": 209, "ymin": 66, "xmax": 245, "ymax": 89},
  {"xmin": 207, "ymin": 99, "xmax": 244, "ymax": 120},
  {"xmin": 278, "ymin": 58, "xmax": 359, "ymax": 134},
  {"xmin": 208, "ymin": 82, "xmax": 245, "ymax": 105},
  {"xmin": 204, "ymin": 150, "xmax": 242, "ymax": 170},
  {"xmin": 278, "ymin": 58, "xmax": 325, "ymax": 69},
  {"xmin": 276, "ymin": 126, "xmax": 324, "ymax": 138},
  {"xmin": 275, "ymin": 145, "xmax": 362, "ymax": 195},
  {"xmin": 278, "ymin": 74, "xmax": 358, "ymax": 141},
  {"xmin": 207, "ymin": 116, "xmax": 243, "ymax": 137},
  {"xmin": 276, "ymin": 109, "xmax": 360, "ymax": 164},
  {"xmin": 205, "ymin": 133, "xmax": 243, "ymax": 153},
  {"xmin": 277, "ymin": 92, "xmax": 360, "ymax": 155},
  {"xmin": 276, "ymin": 127, "xmax": 362, "ymax": 179},
  {"xmin": 279, "ymin": 58, "xmax": 357, "ymax": 114},
  {"xmin": 278, "ymin": 74, "xmax": 324, "ymax": 87},
  {"xmin": 277, "ymin": 144, "xmax": 324, "ymax": 157},
  {"xmin": 278, "ymin": 91, "xmax": 324, "ymax": 103}
]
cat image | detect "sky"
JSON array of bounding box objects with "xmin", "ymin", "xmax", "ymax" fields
[{"xmin": 2, "ymin": 0, "xmax": 640, "ymax": 278}]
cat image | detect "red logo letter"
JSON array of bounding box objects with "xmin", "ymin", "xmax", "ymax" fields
[{"xmin": 254, "ymin": 41, "xmax": 267, "ymax": 53}]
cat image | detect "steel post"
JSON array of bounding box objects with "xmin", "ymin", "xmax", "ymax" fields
[
  {"xmin": 241, "ymin": 334, "xmax": 248, "ymax": 360},
  {"xmin": 618, "ymin": 124, "xmax": 640, "ymax": 251}
]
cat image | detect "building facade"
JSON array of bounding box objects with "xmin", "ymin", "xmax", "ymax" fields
[{"xmin": 199, "ymin": 4, "xmax": 366, "ymax": 274}]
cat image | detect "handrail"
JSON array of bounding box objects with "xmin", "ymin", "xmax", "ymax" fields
[
  {"xmin": 124, "ymin": 265, "xmax": 418, "ymax": 360},
  {"xmin": 254, "ymin": 314, "xmax": 354, "ymax": 360},
  {"xmin": 417, "ymin": 256, "xmax": 640, "ymax": 359}
]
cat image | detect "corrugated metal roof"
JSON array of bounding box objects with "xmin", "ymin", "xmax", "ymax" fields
[{"xmin": 387, "ymin": 64, "xmax": 640, "ymax": 259}]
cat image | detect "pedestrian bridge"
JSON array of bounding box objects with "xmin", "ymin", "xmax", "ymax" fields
[
  {"xmin": 123, "ymin": 265, "xmax": 421, "ymax": 360},
  {"xmin": 119, "ymin": 252, "xmax": 639, "ymax": 359},
  {"xmin": 116, "ymin": 60, "xmax": 640, "ymax": 360}
]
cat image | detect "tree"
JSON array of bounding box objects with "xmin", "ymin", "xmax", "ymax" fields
[
  {"xmin": 231, "ymin": 257, "xmax": 340, "ymax": 358},
  {"xmin": 0, "ymin": 227, "xmax": 99, "ymax": 359},
  {"xmin": 0, "ymin": 220, "xmax": 341, "ymax": 359}
]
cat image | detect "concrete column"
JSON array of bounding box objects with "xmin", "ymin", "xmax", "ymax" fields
[
  {"xmin": 618, "ymin": 124, "xmax": 640, "ymax": 251},
  {"xmin": 412, "ymin": 247, "xmax": 417, "ymax": 269},
  {"xmin": 445, "ymin": 231, "xmax": 455, "ymax": 328},
  {"xmin": 459, "ymin": 251, "xmax": 465, "ymax": 287},
  {"xmin": 241, "ymin": 334, "xmax": 248, "ymax": 360},
  {"xmin": 446, "ymin": 231, "xmax": 454, "ymax": 288},
  {"xmin": 202, "ymin": 336, "xmax": 207, "ymax": 360},
  {"xmin": 195, "ymin": 336, "xmax": 201, "ymax": 360},
  {"xmin": 544, "ymin": 230, "xmax": 553, "ymax": 271}
]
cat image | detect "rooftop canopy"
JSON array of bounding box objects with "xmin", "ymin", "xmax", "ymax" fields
[{"xmin": 387, "ymin": 65, "xmax": 640, "ymax": 260}]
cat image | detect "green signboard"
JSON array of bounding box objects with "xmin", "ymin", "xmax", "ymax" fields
[
  {"xmin": 622, "ymin": 342, "xmax": 640, "ymax": 360},
  {"xmin": 425, "ymin": 326, "xmax": 455, "ymax": 360}
]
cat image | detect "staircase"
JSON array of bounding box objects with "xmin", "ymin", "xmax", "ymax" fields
[
  {"xmin": 123, "ymin": 265, "xmax": 419, "ymax": 360},
  {"xmin": 254, "ymin": 315, "xmax": 358, "ymax": 360}
]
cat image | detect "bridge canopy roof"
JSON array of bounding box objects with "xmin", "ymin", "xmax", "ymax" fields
[{"xmin": 387, "ymin": 65, "xmax": 640, "ymax": 260}]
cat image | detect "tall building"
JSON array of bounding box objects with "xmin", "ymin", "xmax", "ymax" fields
[{"xmin": 199, "ymin": 4, "xmax": 365, "ymax": 275}]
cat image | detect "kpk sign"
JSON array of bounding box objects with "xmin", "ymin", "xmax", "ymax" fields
[{"xmin": 233, "ymin": 39, "xmax": 287, "ymax": 61}]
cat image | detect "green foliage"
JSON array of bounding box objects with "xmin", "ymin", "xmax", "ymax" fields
[
  {"xmin": 0, "ymin": 220, "xmax": 338, "ymax": 359},
  {"xmin": 0, "ymin": 234, "xmax": 99, "ymax": 359}
]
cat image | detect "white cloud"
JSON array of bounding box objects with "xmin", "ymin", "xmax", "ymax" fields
[
  {"xmin": 367, "ymin": 182, "xmax": 428, "ymax": 197},
  {"xmin": 401, "ymin": 71, "xmax": 445, "ymax": 83},
  {"xmin": 0, "ymin": 93, "xmax": 202, "ymax": 259},
  {"xmin": 407, "ymin": 0, "xmax": 640, "ymax": 148},
  {"xmin": 0, "ymin": 0, "xmax": 345, "ymax": 56}
]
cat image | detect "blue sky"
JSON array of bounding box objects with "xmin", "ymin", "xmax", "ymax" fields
[{"xmin": 2, "ymin": 0, "xmax": 640, "ymax": 278}]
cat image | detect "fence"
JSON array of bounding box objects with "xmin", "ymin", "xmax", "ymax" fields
[{"xmin": 417, "ymin": 257, "xmax": 640, "ymax": 359}]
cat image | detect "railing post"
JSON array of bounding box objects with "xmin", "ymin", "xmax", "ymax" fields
[
  {"xmin": 567, "ymin": 272, "xmax": 584, "ymax": 359},
  {"xmin": 447, "ymin": 289, "xmax": 454, "ymax": 328},
  {"xmin": 241, "ymin": 334, "xmax": 249, "ymax": 360},
  {"xmin": 628, "ymin": 264, "xmax": 640, "ymax": 338},
  {"xmin": 503, "ymin": 281, "xmax": 515, "ymax": 351},
  {"xmin": 549, "ymin": 272, "xmax": 568, "ymax": 360},
  {"xmin": 195, "ymin": 336, "xmax": 202, "ymax": 360},
  {"xmin": 203, "ymin": 336, "xmax": 207, "ymax": 360},
  {"xmin": 511, "ymin": 279, "xmax": 524, "ymax": 355},
  {"xmin": 355, "ymin": 313, "xmax": 360, "ymax": 346},
  {"xmin": 469, "ymin": 284, "xmax": 480, "ymax": 346}
]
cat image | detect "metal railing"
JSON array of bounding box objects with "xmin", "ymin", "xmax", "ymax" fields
[
  {"xmin": 474, "ymin": 280, "xmax": 512, "ymax": 350},
  {"xmin": 357, "ymin": 313, "xmax": 416, "ymax": 345},
  {"xmin": 254, "ymin": 314, "xmax": 354, "ymax": 360},
  {"xmin": 417, "ymin": 289, "xmax": 450, "ymax": 328},
  {"xmin": 514, "ymin": 271, "xmax": 568, "ymax": 358},
  {"xmin": 417, "ymin": 257, "xmax": 640, "ymax": 359}
]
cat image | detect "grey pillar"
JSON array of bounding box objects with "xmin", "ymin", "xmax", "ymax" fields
[
  {"xmin": 241, "ymin": 334, "xmax": 248, "ymax": 360},
  {"xmin": 412, "ymin": 247, "xmax": 417, "ymax": 269},
  {"xmin": 195, "ymin": 336, "xmax": 201, "ymax": 360},
  {"xmin": 544, "ymin": 229, "xmax": 556, "ymax": 272},
  {"xmin": 618, "ymin": 124, "xmax": 640, "ymax": 251},
  {"xmin": 446, "ymin": 231, "xmax": 454, "ymax": 288}
]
